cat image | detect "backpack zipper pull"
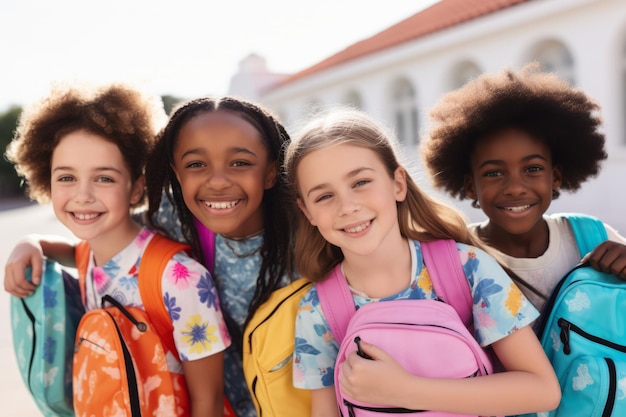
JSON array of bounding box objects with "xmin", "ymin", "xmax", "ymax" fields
[{"xmin": 558, "ymin": 318, "xmax": 571, "ymax": 355}]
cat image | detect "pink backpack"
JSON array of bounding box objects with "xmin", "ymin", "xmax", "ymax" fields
[{"xmin": 317, "ymin": 239, "xmax": 495, "ymax": 417}]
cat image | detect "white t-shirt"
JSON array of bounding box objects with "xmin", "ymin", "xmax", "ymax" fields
[{"xmin": 469, "ymin": 214, "xmax": 626, "ymax": 313}]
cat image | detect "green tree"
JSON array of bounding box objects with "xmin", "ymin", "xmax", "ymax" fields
[
  {"xmin": 0, "ymin": 106, "xmax": 24, "ymax": 197},
  {"xmin": 161, "ymin": 95, "xmax": 187, "ymax": 116}
]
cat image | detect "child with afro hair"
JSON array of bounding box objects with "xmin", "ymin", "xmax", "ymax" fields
[{"xmin": 420, "ymin": 64, "xmax": 626, "ymax": 312}]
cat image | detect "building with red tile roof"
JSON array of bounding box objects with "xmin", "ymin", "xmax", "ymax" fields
[{"xmin": 229, "ymin": 0, "xmax": 626, "ymax": 231}]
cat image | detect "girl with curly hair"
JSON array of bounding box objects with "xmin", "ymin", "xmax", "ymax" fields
[
  {"xmin": 420, "ymin": 64, "xmax": 626, "ymax": 312},
  {"xmin": 4, "ymin": 82, "xmax": 231, "ymax": 416}
]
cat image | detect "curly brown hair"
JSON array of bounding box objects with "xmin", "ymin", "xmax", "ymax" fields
[
  {"xmin": 5, "ymin": 82, "xmax": 166, "ymax": 205},
  {"xmin": 420, "ymin": 64, "xmax": 607, "ymax": 200}
]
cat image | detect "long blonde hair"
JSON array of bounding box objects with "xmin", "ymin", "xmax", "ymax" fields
[{"xmin": 285, "ymin": 109, "xmax": 478, "ymax": 282}]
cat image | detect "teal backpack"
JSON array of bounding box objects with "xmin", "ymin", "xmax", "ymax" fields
[
  {"xmin": 525, "ymin": 213, "xmax": 626, "ymax": 417},
  {"xmin": 10, "ymin": 260, "xmax": 84, "ymax": 417}
]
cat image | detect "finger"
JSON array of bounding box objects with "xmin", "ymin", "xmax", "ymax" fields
[
  {"xmin": 29, "ymin": 256, "xmax": 44, "ymax": 286},
  {"xmin": 356, "ymin": 339, "xmax": 386, "ymax": 361}
]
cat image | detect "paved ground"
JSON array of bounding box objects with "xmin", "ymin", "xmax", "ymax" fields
[{"xmin": 0, "ymin": 201, "xmax": 75, "ymax": 416}]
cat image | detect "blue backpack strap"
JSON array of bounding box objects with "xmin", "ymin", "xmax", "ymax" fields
[
  {"xmin": 422, "ymin": 239, "xmax": 473, "ymax": 328},
  {"xmin": 559, "ymin": 213, "xmax": 608, "ymax": 257}
]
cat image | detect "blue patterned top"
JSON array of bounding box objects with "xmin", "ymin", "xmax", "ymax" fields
[
  {"xmin": 152, "ymin": 196, "xmax": 290, "ymax": 417},
  {"xmin": 293, "ymin": 239, "xmax": 539, "ymax": 389}
]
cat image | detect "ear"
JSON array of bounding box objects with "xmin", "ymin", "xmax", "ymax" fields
[
  {"xmin": 464, "ymin": 174, "xmax": 477, "ymax": 201},
  {"xmin": 264, "ymin": 161, "xmax": 278, "ymax": 190},
  {"xmin": 296, "ymin": 198, "xmax": 316, "ymax": 226},
  {"xmin": 552, "ymin": 164, "xmax": 563, "ymax": 190},
  {"xmin": 393, "ymin": 167, "xmax": 408, "ymax": 202},
  {"xmin": 130, "ymin": 175, "xmax": 146, "ymax": 205}
]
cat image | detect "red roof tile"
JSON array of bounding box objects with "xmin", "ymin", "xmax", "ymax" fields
[{"xmin": 273, "ymin": 0, "xmax": 531, "ymax": 88}]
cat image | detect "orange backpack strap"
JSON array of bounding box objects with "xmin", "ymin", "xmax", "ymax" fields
[
  {"xmin": 75, "ymin": 240, "xmax": 91, "ymax": 307},
  {"xmin": 138, "ymin": 233, "xmax": 190, "ymax": 358}
]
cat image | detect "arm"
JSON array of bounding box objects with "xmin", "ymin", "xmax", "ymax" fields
[
  {"xmin": 338, "ymin": 325, "xmax": 560, "ymax": 416},
  {"xmin": 311, "ymin": 387, "xmax": 340, "ymax": 417},
  {"xmin": 4, "ymin": 234, "xmax": 75, "ymax": 297},
  {"xmin": 181, "ymin": 352, "xmax": 225, "ymax": 417}
]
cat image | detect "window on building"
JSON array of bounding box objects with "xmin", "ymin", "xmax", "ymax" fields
[
  {"xmin": 450, "ymin": 60, "xmax": 482, "ymax": 90},
  {"xmin": 529, "ymin": 39, "xmax": 576, "ymax": 85},
  {"xmin": 391, "ymin": 78, "xmax": 418, "ymax": 146},
  {"xmin": 344, "ymin": 90, "xmax": 363, "ymax": 110}
]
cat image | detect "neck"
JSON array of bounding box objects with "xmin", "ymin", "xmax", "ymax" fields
[
  {"xmin": 479, "ymin": 220, "xmax": 550, "ymax": 259},
  {"xmin": 89, "ymin": 220, "xmax": 142, "ymax": 266},
  {"xmin": 342, "ymin": 236, "xmax": 412, "ymax": 298}
]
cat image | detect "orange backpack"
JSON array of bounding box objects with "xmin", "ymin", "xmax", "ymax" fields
[{"xmin": 73, "ymin": 233, "xmax": 235, "ymax": 417}]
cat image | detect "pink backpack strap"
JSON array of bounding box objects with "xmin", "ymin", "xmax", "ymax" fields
[
  {"xmin": 193, "ymin": 216, "xmax": 215, "ymax": 274},
  {"xmin": 317, "ymin": 265, "xmax": 355, "ymax": 343},
  {"xmin": 317, "ymin": 239, "xmax": 473, "ymax": 342},
  {"xmin": 422, "ymin": 239, "xmax": 473, "ymax": 328}
]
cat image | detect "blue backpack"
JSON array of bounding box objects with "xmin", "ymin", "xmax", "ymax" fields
[
  {"xmin": 526, "ymin": 213, "xmax": 626, "ymax": 417},
  {"xmin": 10, "ymin": 260, "xmax": 84, "ymax": 417}
]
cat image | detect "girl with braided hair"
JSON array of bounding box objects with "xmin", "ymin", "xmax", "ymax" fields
[
  {"xmin": 420, "ymin": 64, "xmax": 626, "ymax": 313},
  {"xmin": 145, "ymin": 96, "xmax": 297, "ymax": 417}
]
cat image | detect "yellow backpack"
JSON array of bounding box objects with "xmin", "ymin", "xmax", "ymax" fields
[{"xmin": 243, "ymin": 278, "xmax": 312, "ymax": 417}]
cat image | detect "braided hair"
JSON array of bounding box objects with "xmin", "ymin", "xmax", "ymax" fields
[{"xmin": 146, "ymin": 96, "xmax": 296, "ymax": 327}]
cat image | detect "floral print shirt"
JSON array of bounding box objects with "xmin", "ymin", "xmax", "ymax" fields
[
  {"xmin": 83, "ymin": 227, "xmax": 230, "ymax": 372},
  {"xmin": 293, "ymin": 240, "xmax": 539, "ymax": 389},
  {"xmin": 151, "ymin": 196, "xmax": 291, "ymax": 417}
]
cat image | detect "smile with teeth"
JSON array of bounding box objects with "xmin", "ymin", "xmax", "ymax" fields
[
  {"xmin": 204, "ymin": 200, "xmax": 240, "ymax": 209},
  {"xmin": 503, "ymin": 204, "xmax": 532, "ymax": 212},
  {"xmin": 343, "ymin": 221, "xmax": 371, "ymax": 233},
  {"xmin": 73, "ymin": 212, "xmax": 100, "ymax": 220}
]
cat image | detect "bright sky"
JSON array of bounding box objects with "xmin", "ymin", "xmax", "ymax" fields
[{"xmin": 0, "ymin": 0, "xmax": 438, "ymax": 112}]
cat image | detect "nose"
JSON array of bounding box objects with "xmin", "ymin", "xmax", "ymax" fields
[
  {"xmin": 503, "ymin": 172, "xmax": 527, "ymax": 196},
  {"xmin": 205, "ymin": 167, "xmax": 232, "ymax": 190},
  {"xmin": 73, "ymin": 181, "xmax": 95, "ymax": 204},
  {"xmin": 338, "ymin": 192, "xmax": 361, "ymax": 216}
]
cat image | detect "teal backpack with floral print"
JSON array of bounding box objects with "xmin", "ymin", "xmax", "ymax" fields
[
  {"xmin": 10, "ymin": 260, "xmax": 84, "ymax": 417},
  {"xmin": 523, "ymin": 213, "xmax": 626, "ymax": 417}
]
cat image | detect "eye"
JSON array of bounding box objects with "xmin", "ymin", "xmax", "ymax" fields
[
  {"xmin": 483, "ymin": 170, "xmax": 502, "ymax": 178},
  {"xmin": 353, "ymin": 179, "xmax": 370, "ymax": 188},
  {"xmin": 232, "ymin": 160, "xmax": 252, "ymax": 168},
  {"xmin": 96, "ymin": 176, "xmax": 115, "ymax": 183},
  {"xmin": 314, "ymin": 193, "xmax": 332, "ymax": 203},
  {"xmin": 185, "ymin": 161, "xmax": 205, "ymax": 169},
  {"xmin": 56, "ymin": 175, "xmax": 75, "ymax": 182},
  {"xmin": 526, "ymin": 165, "xmax": 544, "ymax": 173}
]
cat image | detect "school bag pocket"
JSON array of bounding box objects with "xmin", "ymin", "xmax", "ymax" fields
[
  {"xmin": 243, "ymin": 278, "xmax": 313, "ymax": 417},
  {"xmin": 72, "ymin": 295, "xmax": 190, "ymax": 416},
  {"xmin": 10, "ymin": 260, "xmax": 84, "ymax": 417},
  {"xmin": 336, "ymin": 299, "xmax": 491, "ymax": 417},
  {"xmin": 551, "ymin": 355, "xmax": 626, "ymax": 417}
]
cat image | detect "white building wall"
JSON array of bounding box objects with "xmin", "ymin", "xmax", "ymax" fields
[{"xmin": 253, "ymin": 0, "xmax": 626, "ymax": 231}]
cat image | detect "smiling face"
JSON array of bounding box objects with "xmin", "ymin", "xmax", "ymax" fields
[
  {"xmin": 465, "ymin": 128, "xmax": 562, "ymax": 241},
  {"xmin": 50, "ymin": 130, "xmax": 143, "ymax": 247},
  {"xmin": 296, "ymin": 143, "xmax": 407, "ymax": 258},
  {"xmin": 171, "ymin": 110, "xmax": 277, "ymax": 238}
]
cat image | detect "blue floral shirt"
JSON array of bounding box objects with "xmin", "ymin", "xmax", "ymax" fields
[
  {"xmin": 152, "ymin": 196, "xmax": 290, "ymax": 417},
  {"xmin": 293, "ymin": 240, "xmax": 539, "ymax": 389}
]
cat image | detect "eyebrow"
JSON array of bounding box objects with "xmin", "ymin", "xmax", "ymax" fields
[
  {"xmin": 477, "ymin": 153, "xmax": 548, "ymax": 169},
  {"xmin": 180, "ymin": 146, "xmax": 257, "ymax": 159},
  {"xmin": 305, "ymin": 167, "xmax": 373, "ymax": 198},
  {"xmin": 52, "ymin": 166, "xmax": 124, "ymax": 174}
]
